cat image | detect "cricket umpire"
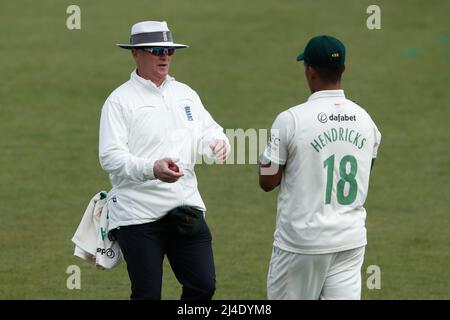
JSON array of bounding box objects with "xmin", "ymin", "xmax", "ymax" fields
[
  {"xmin": 259, "ymin": 35, "xmax": 381, "ymax": 299},
  {"xmin": 99, "ymin": 21, "xmax": 230, "ymax": 300}
]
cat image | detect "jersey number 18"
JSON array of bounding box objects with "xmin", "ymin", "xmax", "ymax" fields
[{"xmin": 323, "ymin": 154, "xmax": 358, "ymax": 205}]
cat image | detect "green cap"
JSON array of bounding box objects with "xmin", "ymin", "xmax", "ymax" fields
[{"xmin": 296, "ymin": 35, "xmax": 345, "ymax": 67}]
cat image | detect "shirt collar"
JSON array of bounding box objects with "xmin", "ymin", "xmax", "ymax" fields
[
  {"xmin": 130, "ymin": 69, "xmax": 174, "ymax": 90},
  {"xmin": 307, "ymin": 90, "xmax": 345, "ymax": 101}
]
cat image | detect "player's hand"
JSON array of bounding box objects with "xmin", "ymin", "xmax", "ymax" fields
[
  {"xmin": 153, "ymin": 158, "xmax": 184, "ymax": 183},
  {"xmin": 209, "ymin": 139, "xmax": 228, "ymax": 161}
]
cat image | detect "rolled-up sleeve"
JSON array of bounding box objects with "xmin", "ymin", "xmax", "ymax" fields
[{"xmin": 99, "ymin": 99, "xmax": 156, "ymax": 181}]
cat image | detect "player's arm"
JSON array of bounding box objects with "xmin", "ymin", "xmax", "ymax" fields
[
  {"xmin": 259, "ymin": 161, "xmax": 284, "ymax": 192},
  {"xmin": 258, "ymin": 111, "xmax": 293, "ymax": 192},
  {"xmin": 371, "ymin": 124, "xmax": 381, "ymax": 173}
]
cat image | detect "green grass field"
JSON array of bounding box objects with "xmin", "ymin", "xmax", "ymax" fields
[{"xmin": 0, "ymin": 0, "xmax": 449, "ymax": 299}]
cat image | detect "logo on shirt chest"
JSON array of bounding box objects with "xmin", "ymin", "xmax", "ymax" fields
[{"xmin": 184, "ymin": 106, "xmax": 194, "ymax": 121}]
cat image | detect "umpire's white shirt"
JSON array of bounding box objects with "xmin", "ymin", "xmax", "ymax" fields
[
  {"xmin": 264, "ymin": 90, "xmax": 381, "ymax": 254},
  {"xmin": 99, "ymin": 70, "xmax": 229, "ymax": 230}
]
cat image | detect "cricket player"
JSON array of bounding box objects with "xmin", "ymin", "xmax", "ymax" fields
[{"xmin": 259, "ymin": 35, "xmax": 381, "ymax": 300}]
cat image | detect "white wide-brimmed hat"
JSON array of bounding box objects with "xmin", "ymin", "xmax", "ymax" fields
[{"xmin": 117, "ymin": 21, "xmax": 188, "ymax": 49}]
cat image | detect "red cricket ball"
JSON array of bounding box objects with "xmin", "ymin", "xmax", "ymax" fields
[{"xmin": 168, "ymin": 163, "xmax": 180, "ymax": 172}]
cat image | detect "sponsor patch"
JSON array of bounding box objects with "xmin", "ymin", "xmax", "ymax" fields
[
  {"xmin": 317, "ymin": 113, "xmax": 356, "ymax": 123},
  {"xmin": 184, "ymin": 106, "xmax": 193, "ymax": 121}
]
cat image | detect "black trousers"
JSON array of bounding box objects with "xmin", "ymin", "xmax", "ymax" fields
[{"xmin": 110, "ymin": 208, "xmax": 216, "ymax": 300}]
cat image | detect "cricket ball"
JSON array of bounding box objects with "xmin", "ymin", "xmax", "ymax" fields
[{"xmin": 168, "ymin": 163, "xmax": 180, "ymax": 172}]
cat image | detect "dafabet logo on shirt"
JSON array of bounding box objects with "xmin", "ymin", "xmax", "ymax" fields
[{"xmin": 317, "ymin": 113, "xmax": 356, "ymax": 123}]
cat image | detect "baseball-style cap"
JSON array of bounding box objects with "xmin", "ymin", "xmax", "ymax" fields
[{"xmin": 296, "ymin": 35, "xmax": 345, "ymax": 67}]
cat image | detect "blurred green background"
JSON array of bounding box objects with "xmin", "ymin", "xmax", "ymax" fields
[{"xmin": 0, "ymin": 0, "xmax": 449, "ymax": 299}]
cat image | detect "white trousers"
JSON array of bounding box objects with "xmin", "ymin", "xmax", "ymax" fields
[{"xmin": 267, "ymin": 246, "xmax": 365, "ymax": 300}]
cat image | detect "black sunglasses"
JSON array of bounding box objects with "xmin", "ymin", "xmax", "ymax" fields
[{"xmin": 142, "ymin": 47, "xmax": 175, "ymax": 56}]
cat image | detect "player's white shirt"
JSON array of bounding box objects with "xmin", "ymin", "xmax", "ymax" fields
[{"xmin": 263, "ymin": 90, "xmax": 381, "ymax": 254}]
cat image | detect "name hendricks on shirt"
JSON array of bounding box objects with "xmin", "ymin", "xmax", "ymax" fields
[{"xmin": 310, "ymin": 127, "xmax": 366, "ymax": 152}]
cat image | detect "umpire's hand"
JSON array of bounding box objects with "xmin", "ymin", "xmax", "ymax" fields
[
  {"xmin": 209, "ymin": 139, "xmax": 228, "ymax": 161},
  {"xmin": 153, "ymin": 158, "xmax": 184, "ymax": 183}
]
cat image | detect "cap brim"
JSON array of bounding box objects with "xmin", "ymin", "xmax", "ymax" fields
[
  {"xmin": 117, "ymin": 42, "xmax": 189, "ymax": 49},
  {"xmin": 296, "ymin": 52, "xmax": 305, "ymax": 61}
]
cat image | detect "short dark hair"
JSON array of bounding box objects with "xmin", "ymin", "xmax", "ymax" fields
[{"xmin": 309, "ymin": 63, "xmax": 345, "ymax": 83}]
